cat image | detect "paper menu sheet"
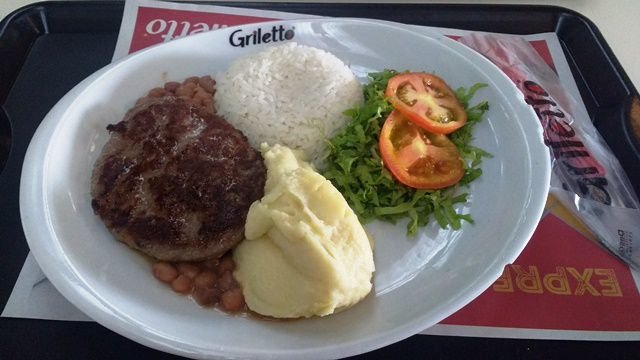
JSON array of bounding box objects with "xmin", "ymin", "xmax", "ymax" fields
[{"xmin": 4, "ymin": 0, "xmax": 640, "ymax": 341}]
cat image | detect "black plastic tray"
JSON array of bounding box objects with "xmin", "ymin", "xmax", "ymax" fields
[{"xmin": 1, "ymin": 2, "xmax": 639, "ymax": 359}]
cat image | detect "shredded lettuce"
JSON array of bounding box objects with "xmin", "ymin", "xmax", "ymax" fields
[{"xmin": 322, "ymin": 70, "xmax": 492, "ymax": 236}]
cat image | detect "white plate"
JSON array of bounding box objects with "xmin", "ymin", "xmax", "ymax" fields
[{"xmin": 20, "ymin": 18, "xmax": 550, "ymax": 359}]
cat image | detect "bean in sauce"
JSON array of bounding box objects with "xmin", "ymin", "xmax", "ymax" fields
[
  {"xmin": 152, "ymin": 252, "xmax": 246, "ymax": 313},
  {"xmin": 137, "ymin": 75, "xmax": 216, "ymax": 115}
]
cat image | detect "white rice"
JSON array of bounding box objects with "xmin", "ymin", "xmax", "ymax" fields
[{"xmin": 214, "ymin": 42, "xmax": 363, "ymax": 164}]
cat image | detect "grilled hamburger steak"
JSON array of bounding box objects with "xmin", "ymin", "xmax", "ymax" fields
[{"xmin": 91, "ymin": 96, "xmax": 266, "ymax": 261}]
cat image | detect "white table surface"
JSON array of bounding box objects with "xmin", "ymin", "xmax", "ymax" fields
[{"xmin": 2, "ymin": 0, "xmax": 639, "ymax": 90}]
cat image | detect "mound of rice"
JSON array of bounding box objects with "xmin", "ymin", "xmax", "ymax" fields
[{"xmin": 214, "ymin": 42, "xmax": 363, "ymax": 164}]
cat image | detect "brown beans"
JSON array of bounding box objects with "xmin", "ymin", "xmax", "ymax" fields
[
  {"xmin": 164, "ymin": 81, "xmax": 180, "ymax": 92},
  {"xmin": 193, "ymin": 287, "xmax": 222, "ymax": 307},
  {"xmin": 193, "ymin": 88, "xmax": 209, "ymax": 102},
  {"xmin": 152, "ymin": 262, "xmax": 178, "ymax": 283},
  {"xmin": 148, "ymin": 87, "xmax": 167, "ymax": 97},
  {"xmin": 194, "ymin": 271, "xmax": 217, "ymax": 289},
  {"xmin": 217, "ymin": 271, "xmax": 235, "ymax": 292},
  {"xmin": 136, "ymin": 97, "xmax": 150, "ymax": 106},
  {"xmin": 139, "ymin": 75, "xmax": 216, "ymax": 115},
  {"xmin": 184, "ymin": 76, "xmax": 200, "ymax": 84},
  {"xmin": 151, "ymin": 249, "xmax": 244, "ymax": 314},
  {"xmin": 198, "ymin": 75, "xmax": 215, "ymax": 93},
  {"xmin": 176, "ymin": 263, "xmax": 200, "ymax": 279},
  {"xmin": 175, "ymin": 82, "xmax": 196, "ymax": 97},
  {"xmin": 220, "ymin": 288, "xmax": 245, "ymax": 312},
  {"xmin": 171, "ymin": 274, "xmax": 193, "ymax": 294},
  {"xmin": 218, "ymin": 255, "xmax": 235, "ymax": 274}
]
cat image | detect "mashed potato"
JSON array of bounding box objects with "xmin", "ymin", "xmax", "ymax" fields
[{"xmin": 233, "ymin": 144, "xmax": 375, "ymax": 318}]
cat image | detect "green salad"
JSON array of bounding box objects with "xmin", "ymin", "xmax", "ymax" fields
[{"xmin": 322, "ymin": 70, "xmax": 491, "ymax": 236}]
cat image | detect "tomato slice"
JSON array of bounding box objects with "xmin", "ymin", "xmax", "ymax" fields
[
  {"xmin": 379, "ymin": 110, "xmax": 464, "ymax": 189},
  {"xmin": 385, "ymin": 73, "xmax": 467, "ymax": 134}
]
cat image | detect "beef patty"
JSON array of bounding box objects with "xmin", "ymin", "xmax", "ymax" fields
[{"xmin": 91, "ymin": 96, "xmax": 266, "ymax": 261}]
